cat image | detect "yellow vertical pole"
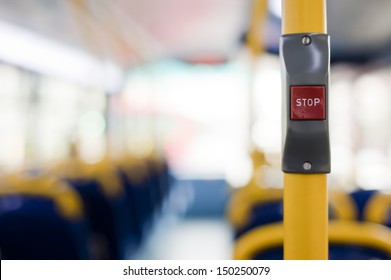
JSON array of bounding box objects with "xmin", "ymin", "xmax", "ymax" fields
[
  {"xmin": 282, "ymin": 0, "xmax": 329, "ymax": 260},
  {"xmin": 284, "ymin": 174, "xmax": 328, "ymax": 259},
  {"xmin": 247, "ymin": 0, "xmax": 267, "ymax": 56},
  {"xmin": 282, "ymin": 0, "xmax": 326, "ymax": 35},
  {"xmin": 246, "ymin": 0, "xmax": 267, "ymax": 153}
]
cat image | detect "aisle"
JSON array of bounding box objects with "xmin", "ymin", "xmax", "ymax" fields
[{"xmin": 135, "ymin": 218, "xmax": 233, "ymax": 260}]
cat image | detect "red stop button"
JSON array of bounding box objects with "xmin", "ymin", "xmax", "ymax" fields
[{"xmin": 291, "ymin": 86, "xmax": 326, "ymax": 120}]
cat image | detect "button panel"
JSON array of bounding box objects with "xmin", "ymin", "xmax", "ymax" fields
[{"xmin": 291, "ymin": 86, "xmax": 326, "ymax": 120}]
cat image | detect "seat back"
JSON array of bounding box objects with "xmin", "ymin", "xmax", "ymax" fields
[
  {"xmin": 230, "ymin": 188, "xmax": 349, "ymax": 239},
  {"xmin": 0, "ymin": 176, "xmax": 90, "ymax": 259},
  {"xmin": 60, "ymin": 158, "xmax": 135, "ymax": 259},
  {"xmin": 117, "ymin": 158, "xmax": 155, "ymax": 239},
  {"xmin": 350, "ymin": 189, "xmax": 378, "ymax": 220},
  {"xmin": 364, "ymin": 192, "xmax": 391, "ymax": 227}
]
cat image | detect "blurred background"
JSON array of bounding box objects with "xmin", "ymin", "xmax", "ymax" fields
[{"xmin": 1, "ymin": 0, "xmax": 391, "ymax": 260}]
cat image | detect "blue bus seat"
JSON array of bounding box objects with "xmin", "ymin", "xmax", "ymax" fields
[
  {"xmin": 232, "ymin": 188, "xmax": 365, "ymax": 239},
  {"xmin": 55, "ymin": 158, "xmax": 137, "ymax": 259},
  {"xmin": 234, "ymin": 196, "xmax": 341, "ymax": 239},
  {"xmin": 116, "ymin": 158, "xmax": 156, "ymax": 239},
  {"xmin": 0, "ymin": 176, "xmax": 91, "ymax": 259}
]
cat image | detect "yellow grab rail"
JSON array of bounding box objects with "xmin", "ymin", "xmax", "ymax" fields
[
  {"xmin": 282, "ymin": 0, "xmax": 326, "ymax": 35},
  {"xmin": 284, "ymin": 174, "xmax": 328, "ymax": 259},
  {"xmin": 282, "ymin": 0, "xmax": 329, "ymax": 260}
]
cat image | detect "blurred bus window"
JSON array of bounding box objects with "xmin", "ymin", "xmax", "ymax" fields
[
  {"xmin": 123, "ymin": 60, "xmax": 249, "ymax": 178},
  {"xmin": 0, "ymin": 64, "xmax": 28, "ymax": 171}
]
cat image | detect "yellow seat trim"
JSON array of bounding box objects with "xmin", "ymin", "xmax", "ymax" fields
[
  {"xmin": 1, "ymin": 175, "xmax": 84, "ymax": 220},
  {"xmin": 329, "ymin": 190, "xmax": 357, "ymax": 220},
  {"xmin": 226, "ymin": 187, "xmax": 283, "ymax": 229},
  {"xmin": 364, "ymin": 193, "xmax": 391, "ymax": 224},
  {"xmin": 116, "ymin": 158, "xmax": 149, "ymax": 185},
  {"xmin": 234, "ymin": 221, "xmax": 391, "ymax": 260},
  {"xmin": 52, "ymin": 158, "xmax": 124, "ymax": 198}
]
